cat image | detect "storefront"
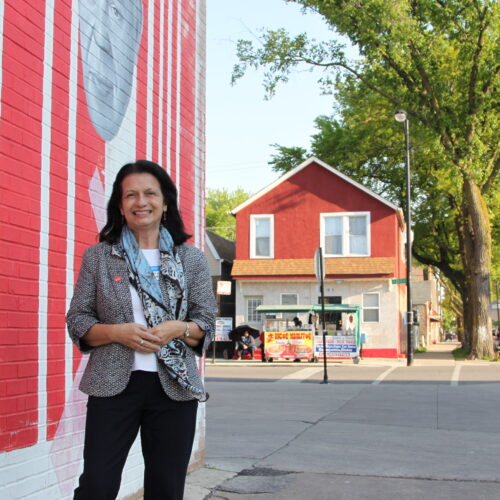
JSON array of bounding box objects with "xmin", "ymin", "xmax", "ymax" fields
[{"xmin": 257, "ymin": 304, "xmax": 362, "ymax": 362}]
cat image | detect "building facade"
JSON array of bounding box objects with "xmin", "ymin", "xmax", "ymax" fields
[
  {"xmin": 231, "ymin": 158, "xmax": 408, "ymax": 358},
  {"xmin": 0, "ymin": 1, "xmax": 207, "ymax": 498}
]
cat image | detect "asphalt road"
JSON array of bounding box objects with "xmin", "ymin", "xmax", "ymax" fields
[{"xmin": 184, "ymin": 343, "xmax": 500, "ymax": 500}]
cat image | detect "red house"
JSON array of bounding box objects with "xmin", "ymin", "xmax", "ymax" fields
[{"xmin": 230, "ymin": 157, "xmax": 408, "ymax": 358}]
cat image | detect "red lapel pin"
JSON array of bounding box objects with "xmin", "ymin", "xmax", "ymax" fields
[{"xmin": 114, "ymin": 276, "xmax": 122, "ymax": 283}]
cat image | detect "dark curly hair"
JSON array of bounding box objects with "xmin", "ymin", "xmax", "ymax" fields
[{"xmin": 99, "ymin": 160, "xmax": 191, "ymax": 245}]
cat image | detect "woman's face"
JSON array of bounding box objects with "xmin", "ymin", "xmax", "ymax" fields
[{"xmin": 120, "ymin": 173, "xmax": 166, "ymax": 235}]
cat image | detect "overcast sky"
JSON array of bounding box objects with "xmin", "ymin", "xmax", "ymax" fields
[{"xmin": 205, "ymin": 0, "xmax": 340, "ymax": 194}]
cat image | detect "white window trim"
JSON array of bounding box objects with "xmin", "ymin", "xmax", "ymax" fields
[
  {"xmin": 250, "ymin": 214, "xmax": 274, "ymax": 259},
  {"xmin": 362, "ymin": 292, "xmax": 380, "ymax": 323},
  {"xmin": 280, "ymin": 292, "xmax": 299, "ymax": 305},
  {"xmin": 320, "ymin": 212, "xmax": 371, "ymax": 257}
]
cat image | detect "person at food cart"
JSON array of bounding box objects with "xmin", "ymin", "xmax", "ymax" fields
[
  {"xmin": 292, "ymin": 317, "xmax": 302, "ymax": 328},
  {"xmin": 236, "ymin": 330, "xmax": 256, "ymax": 359}
]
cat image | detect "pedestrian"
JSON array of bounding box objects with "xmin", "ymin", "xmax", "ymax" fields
[
  {"xmin": 67, "ymin": 160, "xmax": 215, "ymax": 500},
  {"xmin": 236, "ymin": 330, "xmax": 256, "ymax": 359}
]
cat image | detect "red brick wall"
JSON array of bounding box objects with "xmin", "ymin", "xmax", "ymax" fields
[{"xmin": 0, "ymin": 1, "xmax": 206, "ymax": 497}]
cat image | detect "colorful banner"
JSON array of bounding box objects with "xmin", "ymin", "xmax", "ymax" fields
[
  {"xmin": 215, "ymin": 317, "xmax": 233, "ymax": 341},
  {"xmin": 314, "ymin": 335, "xmax": 358, "ymax": 358},
  {"xmin": 265, "ymin": 331, "xmax": 314, "ymax": 360}
]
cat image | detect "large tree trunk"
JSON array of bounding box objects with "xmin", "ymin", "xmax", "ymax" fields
[{"xmin": 462, "ymin": 179, "xmax": 494, "ymax": 359}]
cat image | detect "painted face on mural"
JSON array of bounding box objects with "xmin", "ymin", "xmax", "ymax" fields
[{"xmin": 78, "ymin": 0, "xmax": 143, "ymax": 141}]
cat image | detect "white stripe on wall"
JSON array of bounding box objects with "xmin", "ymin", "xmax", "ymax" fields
[
  {"xmin": 146, "ymin": 0, "xmax": 155, "ymax": 160},
  {"xmin": 37, "ymin": 0, "xmax": 56, "ymax": 444},
  {"xmin": 65, "ymin": 0, "xmax": 80, "ymax": 402},
  {"xmin": 175, "ymin": 0, "xmax": 182, "ymax": 192},
  {"xmin": 0, "ymin": 0, "xmax": 5, "ymax": 118},
  {"xmin": 193, "ymin": 0, "xmax": 206, "ymax": 247},
  {"xmin": 158, "ymin": 0, "xmax": 165, "ymax": 166},
  {"xmin": 166, "ymin": 0, "xmax": 173, "ymax": 173}
]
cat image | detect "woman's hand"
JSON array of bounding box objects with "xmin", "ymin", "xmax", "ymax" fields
[
  {"xmin": 149, "ymin": 320, "xmax": 204, "ymax": 348},
  {"xmin": 111, "ymin": 323, "xmax": 161, "ymax": 353},
  {"xmin": 148, "ymin": 320, "xmax": 185, "ymax": 346}
]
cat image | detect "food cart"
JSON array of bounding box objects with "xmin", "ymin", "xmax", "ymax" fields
[{"xmin": 256, "ymin": 304, "xmax": 362, "ymax": 362}]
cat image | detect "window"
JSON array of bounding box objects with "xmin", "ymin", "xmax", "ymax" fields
[
  {"xmin": 281, "ymin": 293, "xmax": 298, "ymax": 320},
  {"xmin": 363, "ymin": 293, "xmax": 379, "ymax": 322},
  {"xmin": 250, "ymin": 215, "xmax": 274, "ymax": 258},
  {"xmin": 246, "ymin": 296, "xmax": 263, "ymax": 323},
  {"xmin": 281, "ymin": 293, "xmax": 298, "ymax": 306},
  {"xmin": 321, "ymin": 212, "xmax": 370, "ymax": 256}
]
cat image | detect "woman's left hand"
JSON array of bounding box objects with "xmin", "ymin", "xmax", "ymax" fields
[{"xmin": 149, "ymin": 320, "xmax": 185, "ymax": 346}]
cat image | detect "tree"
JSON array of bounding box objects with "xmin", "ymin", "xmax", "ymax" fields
[
  {"xmin": 268, "ymin": 143, "xmax": 308, "ymax": 173},
  {"xmin": 233, "ymin": 0, "xmax": 499, "ymax": 358},
  {"xmin": 206, "ymin": 187, "xmax": 250, "ymax": 240}
]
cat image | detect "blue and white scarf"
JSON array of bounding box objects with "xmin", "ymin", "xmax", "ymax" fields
[{"xmin": 120, "ymin": 225, "xmax": 206, "ymax": 401}]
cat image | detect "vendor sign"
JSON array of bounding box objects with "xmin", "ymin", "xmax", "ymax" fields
[
  {"xmin": 265, "ymin": 331, "xmax": 314, "ymax": 360},
  {"xmin": 314, "ymin": 335, "xmax": 358, "ymax": 359}
]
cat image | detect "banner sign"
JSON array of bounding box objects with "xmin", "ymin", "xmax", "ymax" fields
[
  {"xmin": 215, "ymin": 317, "xmax": 233, "ymax": 341},
  {"xmin": 265, "ymin": 331, "xmax": 314, "ymax": 360},
  {"xmin": 217, "ymin": 281, "xmax": 232, "ymax": 295},
  {"xmin": 314, "ymin": 335, "xmax": 358, "ymax": 358}
]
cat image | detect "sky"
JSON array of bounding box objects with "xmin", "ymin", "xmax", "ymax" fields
[{"xmin": 205, "ymin": 0, "xmax": 342, "ymax": 195}]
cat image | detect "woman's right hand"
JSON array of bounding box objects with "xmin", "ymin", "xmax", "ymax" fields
[{"xmin": 110, "ymin": 323, "xmax": 161, "ymax": 353}]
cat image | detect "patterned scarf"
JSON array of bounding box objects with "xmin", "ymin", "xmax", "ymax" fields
[{"xmin": 120, "ymin": 225, "xmax": 206, "ymax": 401}]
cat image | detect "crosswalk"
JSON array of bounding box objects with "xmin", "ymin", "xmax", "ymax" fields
[{"xmin": 265, "ymin": 362, "xmax": 500, "ymax": 386}]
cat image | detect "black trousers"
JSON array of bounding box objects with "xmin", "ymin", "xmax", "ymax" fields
[{"xmin": 74, "ymin": 371, "xmax": 198, "ymax": 500}]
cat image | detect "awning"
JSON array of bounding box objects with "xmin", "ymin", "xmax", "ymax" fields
[
  {"xmin": 256, "ymin": 304, "xmax": 361, "ymax": 314},
  {"xmin": 429, "ymin": 310, "xmax": 441, "ymax": 322}
]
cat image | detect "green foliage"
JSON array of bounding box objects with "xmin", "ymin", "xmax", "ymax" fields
[
  {"xmin": 268, "ymin": 144, "xmax": 308, "ymax": 173},
  {"xmin": 441, "ymin": 307, "xmax": 457, "ymax": 334},
  {"xmin": 206, "ymin": 188, "xmax": 250, "ymax": 241},
  {"xmin": 452, "ymin": 347, "xmax": 468, "ymax": 360}
]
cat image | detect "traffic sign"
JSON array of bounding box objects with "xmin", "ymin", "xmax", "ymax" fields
[{"xmin": 314, "ymin": 247, "xmax": 325, "ymax": 282}]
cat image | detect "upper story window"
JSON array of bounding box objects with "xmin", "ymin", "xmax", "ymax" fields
[
  {"xmin": 320, "ymin": 212, "xmax": 370, "ymax": 257},
  {"xmin": 250, "ymin": 214, "xmax": 274, "ymax": 258}
]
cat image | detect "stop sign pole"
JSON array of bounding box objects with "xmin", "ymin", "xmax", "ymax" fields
[{"xmin": 315, "ymin": 247, "xmax": 328, "ymax": 384}]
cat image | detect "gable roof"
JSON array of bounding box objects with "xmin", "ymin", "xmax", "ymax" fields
[
  {"xmin": 230, "ymin": 156, "xmax": 400, "ymax": 215},
  {"xmin": 206, "ymin": 230, "xmax": 235, "ymax": 263}
]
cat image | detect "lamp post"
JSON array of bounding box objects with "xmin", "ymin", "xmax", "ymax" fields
[{"xmin": 395, "ymin": 110, "xmax": 413, "ymax": 366}]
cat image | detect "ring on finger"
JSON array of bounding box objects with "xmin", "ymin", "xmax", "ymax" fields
[{"xmin": 140, "ymin": 339, "xmax": 144, "ymax": 346}]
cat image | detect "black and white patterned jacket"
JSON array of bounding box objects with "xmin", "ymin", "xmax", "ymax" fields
[{"xmin": 66, "ymin": 241, "xmax": 216, "ymax": 401}]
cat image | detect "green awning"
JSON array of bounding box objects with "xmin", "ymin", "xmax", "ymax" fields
[{"xmin": 256, "ymin": 304, "xmax": 361, "ymax": 314}]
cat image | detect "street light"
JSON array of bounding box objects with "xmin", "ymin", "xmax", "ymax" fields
[{"xmin": 395, "ymin": 110, "xmax": 413, "ymax": 366}]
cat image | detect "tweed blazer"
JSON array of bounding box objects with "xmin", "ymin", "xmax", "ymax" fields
[{"xmin": 66, "ymin": 241, "xmax": 216, "ymax": 400}]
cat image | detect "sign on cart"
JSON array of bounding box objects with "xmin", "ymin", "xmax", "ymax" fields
[{"xmin": 314, "ymin": 335, "xmax": 358, "ymax": 358}]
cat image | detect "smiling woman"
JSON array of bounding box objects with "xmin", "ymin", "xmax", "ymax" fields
[
  {"xmin": 120, "ymin": 173, "xmax": 167, "ymax": 247},
  {"xmin": 67, "ymin": 160, "xmax": 216, "ymax": 499}
]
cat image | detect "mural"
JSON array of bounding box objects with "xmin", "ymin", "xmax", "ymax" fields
[
  {"xmin": 0, "ymin": 1, "xmax": 207, "ymax": 498},
  {"xmin": 78, "ymin": 0, "xmax": 143, "ymax": 140}
]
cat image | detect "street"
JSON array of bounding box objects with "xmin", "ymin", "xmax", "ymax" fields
[{"xmin": 184, "ymin": 343, "xmax": 500, "ymax": 500}]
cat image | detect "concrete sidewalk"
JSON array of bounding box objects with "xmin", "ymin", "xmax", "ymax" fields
[{"xmin": 183, "ymin": 342, "xmax": 500, "ymax": 499}]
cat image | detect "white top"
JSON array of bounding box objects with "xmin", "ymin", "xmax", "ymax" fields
[{"xmin": 131, "ymin": 249, "xmax": 161, "ymax": 372}]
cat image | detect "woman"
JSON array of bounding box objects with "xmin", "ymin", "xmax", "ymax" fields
[{"xmin": 67, "ymin": 160, "xmax": 215, "ymax": 500}]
